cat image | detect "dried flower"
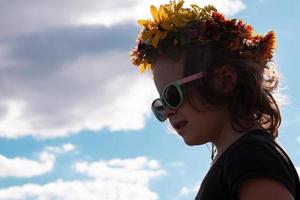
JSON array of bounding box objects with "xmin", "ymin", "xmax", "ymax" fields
[{"xmin": 130, "ymin": 0, "xmax": 276, "ymax": 74}]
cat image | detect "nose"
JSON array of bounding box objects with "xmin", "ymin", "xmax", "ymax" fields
[{"xmin": 164, "ymin": 106, "xmax": 176, "ymax": 119}]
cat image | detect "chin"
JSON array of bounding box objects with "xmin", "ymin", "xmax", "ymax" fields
[
  {"xmin": 183, "ymin": 137, "xmax": 206, "ymax": 146},
  {"xmin": 183, "ymin": 138, "xmax": 199, "ymax": 146}
]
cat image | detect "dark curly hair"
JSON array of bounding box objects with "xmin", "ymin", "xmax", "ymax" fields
[{"xmin": 179, "ymin": 41, "xmax": 281, "ymax": 136}]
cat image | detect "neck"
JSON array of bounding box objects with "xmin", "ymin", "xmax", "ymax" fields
[{"xmin": 211, "ymin": 120, "xmax": 262, "ymax": 165}]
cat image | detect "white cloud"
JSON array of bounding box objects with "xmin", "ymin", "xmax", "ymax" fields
[
  {"xmin": 0, "ymin": 100, "xmax": 31, "ymax": 137},
  {"xmin": 0, "ymin": 0, "xmax": 246, "ymax": 139},
  {"xmin": 178, "ymin": 182, "xmax": 201, "ymax": 197},
  {"xmin": 0, "ymin": 0, "xmax": 245, "ymax": 37},
  {"xmin": 199, "ymin": 0, "xmax": 246, "ymax": 16},
  {"xmin": 45, "ymin": 143, "xmax": 76, "ymax": 154},
  {"xmin": 179, "ymin": 186, "xmax": 192, "ymax": 196},
  {"xmin": 77, "ymin": 0, "xmax": 246, "ymax": 26},
  {"xmin": 74, "ymin": 156, "xmax": 165, "ymax": 185},
  {"xmin": 0, "ymin": 157, "xmax": 165, "ymax": 200},
  {"xmin": 0, "ymin": 143, "xmax": 75, "ymax": 178},
  {"xmin": 0, "ymin": 152, "xmax": 54, "ymax": 178},
  {"xmin": 0, "ymin": 50, "xmax": 157, "ymax": 139},
  {"xmin": 0, "ymin": 45, "xmax": 26, "ymax": 69},
  {"xmin": 62, "ymin": 143, "xmax": 76, "ymax": 152}
]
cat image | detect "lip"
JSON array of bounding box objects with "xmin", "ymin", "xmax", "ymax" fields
[{"xmin": 173, "ymin": 121, "xmax": 188, "ymax": 133}]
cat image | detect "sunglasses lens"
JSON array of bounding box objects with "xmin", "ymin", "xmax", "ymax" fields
[
  {"xmin": 164, "ymin": 84, "xmax": 181, "ymax": 108},
  {"xmin": 152, "ymin": 99, "xmax": 166, "ymax": 122}
]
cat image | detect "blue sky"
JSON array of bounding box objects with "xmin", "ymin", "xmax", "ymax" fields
[{"xmin": 0, "ymin": 0, "xmax": 299, "ymax": 199}]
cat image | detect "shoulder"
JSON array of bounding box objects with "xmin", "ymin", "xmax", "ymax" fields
[
  {"xmin": 238, "ymin": 177, "xmax": 294, "ymax": 200},
  {"xmin": 222, "ymin": 129, "xmax": 297, "ymax": 199},
  {"xmin": 223, "ymin": 129, "xmax": 280, "ymax": 170},
  {"xmin": 224, "ymin": 129, "xmax": 283, "ymax": 163}
]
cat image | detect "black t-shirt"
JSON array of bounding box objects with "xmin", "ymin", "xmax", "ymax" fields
[{"xmin": 195, "ymin": 129, "xmax": 300, "ymax": 200}]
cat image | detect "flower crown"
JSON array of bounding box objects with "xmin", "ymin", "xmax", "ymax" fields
[{"xmin": 129, "ymin": 0, "xmax": 276, "ymax": 74}]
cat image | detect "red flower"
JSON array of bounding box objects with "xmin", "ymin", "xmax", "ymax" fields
[
  {"xmin": 204, "ymin": 20, "xmax": 221, "ymax": 40},
  {"xmin": 212, "ymin": 11, "xmax": 225, "ymax": 22}
]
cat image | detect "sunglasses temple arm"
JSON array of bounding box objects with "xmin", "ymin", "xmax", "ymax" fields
[{"xmin": 178, "ymin": 72, "xmax": 208, "ymax": 85}]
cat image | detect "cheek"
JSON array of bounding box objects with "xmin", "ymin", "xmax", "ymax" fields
[
  {"xmin": 189, "ymin": 113, "xmax": 212, "ymax": 134},
  {"xmin": 182, "ymin": 119, "xmax": 211, "ymax": 145},
  {"xmin": 177, "ymin": 100, "xmax": 227, "ymax": 144},
  {"xmin": 184, "ymin": 109, "xmax": 225, "ymax": 142}
]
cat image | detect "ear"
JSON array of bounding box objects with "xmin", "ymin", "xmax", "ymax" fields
[{"xmin": 213, "ymin": 65, "xmax": 237, "ymax": 95}]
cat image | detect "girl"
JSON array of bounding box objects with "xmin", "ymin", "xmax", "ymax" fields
[{"xmin": 130, "ymin": 1, "xmax": 300, "ymax": 199}]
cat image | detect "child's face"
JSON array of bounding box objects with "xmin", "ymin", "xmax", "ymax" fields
[{"xmin": 152, "ymin": 54, "xmax": 229, "ymax": 146}]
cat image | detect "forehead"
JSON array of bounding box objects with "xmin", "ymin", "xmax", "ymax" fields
[{"xmin": 152, "ymin": 55, "xmax": 184, "ymax": 95}]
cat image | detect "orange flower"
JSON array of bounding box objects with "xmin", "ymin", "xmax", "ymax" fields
[{"xmin": 260, "ymin": 31, "xmax": 276, "ymax": 60}]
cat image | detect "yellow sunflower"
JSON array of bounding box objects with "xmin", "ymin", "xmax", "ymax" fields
[{"xmin": 137, "ymin": 0, "xmax": 191, "ymax": 48}]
